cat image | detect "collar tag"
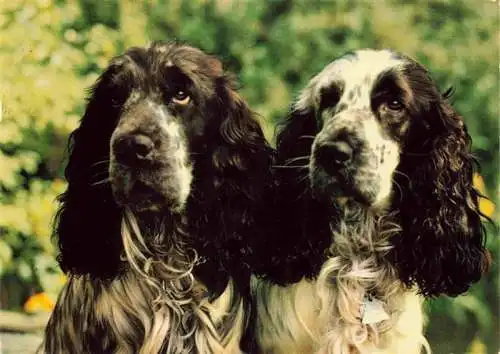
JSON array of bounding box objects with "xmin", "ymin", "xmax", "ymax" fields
[{"xmin": 361, "ymin": 295, "xmax": 389, "ymax": 325}]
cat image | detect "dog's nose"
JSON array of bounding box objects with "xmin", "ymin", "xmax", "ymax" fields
[
  {"xmin": 315, "ymin": 140, "xmax": 353, "ymax": 172},
  {"xmin": 114, "ymin": 134, "xmax": 154, "ymax": 164}
]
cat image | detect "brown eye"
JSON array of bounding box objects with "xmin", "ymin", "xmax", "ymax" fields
[
  {"xmin": 172, "ymin": 90, "xmax": 190, "ymax": 105},
  {"xmin": 387, "ymin": 98, "xmax": 404, "ymax": 111}
]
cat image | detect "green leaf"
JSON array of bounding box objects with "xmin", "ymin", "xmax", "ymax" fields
[
  {"xmin": 16, "ymin": 260, "xmax": 33, "ymax": 282},
  {"xmin": 0, "ymin": 238, "xmax": 13, "ymax": 276}
]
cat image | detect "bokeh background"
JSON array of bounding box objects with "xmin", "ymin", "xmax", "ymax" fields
[{"xmin": 0, "ymin": 0, "xmax": 498, "ymax": 353}]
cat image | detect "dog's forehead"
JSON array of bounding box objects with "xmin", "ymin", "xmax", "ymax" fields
[
  {"xmin": 317, "ymin": 49, "xmax": 405, "ymax": 91},
  {"xmin": 296, "ymin": 50, "xmax": 407, "ymax": 110},
  {"xmin": 108, "ymin": 44, "xmax": 221, "ymax": 102},
  {"xmin": 112, "ymin": 44, "xmax": 216, "ymax": 76},
  {"xmin": 151, "ymin": 43, "xmax": 223, "ymax": 77}
]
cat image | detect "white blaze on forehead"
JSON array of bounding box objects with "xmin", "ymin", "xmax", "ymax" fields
[
  {"xmin": 298, "ymin": 49, "xmax": 405, "ymax": 111},
  {"xmin": 318, "ymin": 50, "xmax": 403, "ymax": 87}
]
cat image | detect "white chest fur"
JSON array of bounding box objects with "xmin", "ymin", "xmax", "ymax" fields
[{"xmin": 251, "ymin": 276, "xmax": 428, "ymax": 354}]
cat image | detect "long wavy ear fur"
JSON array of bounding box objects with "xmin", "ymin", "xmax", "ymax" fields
[
  {"xmin": 189, "ymin": 75, "xmax": 274, "ymax": 295},
  {"xmin": 254, "ymin": 104, "xmax": 331, "ymax": 285},
  {"xmin": 392, "ymin": 87, "xmax": 491, "ymax": 297},
  {"xmin": 55, "ymin": 62, "xmax": 131, "ymax": 278}
]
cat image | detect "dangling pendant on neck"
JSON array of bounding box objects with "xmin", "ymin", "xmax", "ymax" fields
[{"xmin": 360, "ymin": 293, "xmax": 389, "ymax": 325}]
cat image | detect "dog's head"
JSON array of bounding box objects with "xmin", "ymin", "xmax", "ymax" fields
[
  {"xmin": 277, "ymin": 49, "xmax": 490, "ymax": 296},
  {"xmin": 55, "ymin": 42, "xmax": 272, "ymax": 278},
  {"xmin": 296, "ymin": 50, "xmax": 418, "ymax": 209},
  {"xmin": 106, "ymin": 44, "xmax": 223, "ymax": 212}
]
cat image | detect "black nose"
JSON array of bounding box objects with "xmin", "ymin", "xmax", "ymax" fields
[
  {"xmin": 315, "ymin": 140, "xmax": 353, "ymax": 172},
  {"xmin": 114, "ymin": 134, "xmax": 154, "ymax": 165}
]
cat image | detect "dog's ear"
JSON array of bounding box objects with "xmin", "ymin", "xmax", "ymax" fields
[
  {"xmin": 276, "ymin": 104, "xmax": 318, "ymax": 164},
  {"xmin": 190, "ymin": 75, "xmax": 275, "ymax": 290},
  {"xmin": 217, "ymin": 87, "xmax": 272, "ymax": 186},
  {"xmin": 254, "ymin": 102, "xmax": 331, "ymax": 285},
  {"xmin": 220, "ymin": 85, "xmax": 274, "ymax": 258},
  {"xmin": 392, "ymin": 89, "xmax": 491, "ymax": 297},
  {"xmin": 54, "ymin": 59, "xmax": 132, "ymax": 278}
]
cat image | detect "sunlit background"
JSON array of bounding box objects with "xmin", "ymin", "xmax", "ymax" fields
[{"xmin": 0, "ymin": 0, "xmax": 498, "ymax": 353}]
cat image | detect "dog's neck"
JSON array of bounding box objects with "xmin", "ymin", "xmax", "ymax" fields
[
  {"xmin": 328, "ymin": 201, "xmax": 398, "ymax": 259},
  {"xmin": 121, "ymin": 210, "xmax": 196, "ymax": 279},
  {"xmin": 308, "ymin": 202, "xmax": 406, "ymax": 348},
  {"xmin": 321, "ymin": 201, "xmax": 403, "ymax": 306},
  {"xmin": 120, "ymin": 208, "xmax": 234, "ymax": 299},
  {"xmin": 84, "ymin": 211, "xmax": 240, "ymax": 354}
]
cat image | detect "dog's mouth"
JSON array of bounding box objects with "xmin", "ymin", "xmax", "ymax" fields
[
  {"xmin": 127, "ymin": 180, "xmax": 171, "ymax": 212},
  {"xmin": 110, "ymin": 168, "xmax": 187, "ymax": 213},
  {"xmin": 310, "ymin": 164, "xmax": 377, "ymax": 207}
]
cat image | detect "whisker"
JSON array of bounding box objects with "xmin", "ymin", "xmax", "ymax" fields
[
  {"xmin": 296, "ymin": 184, "xmax": 310, "ymax": 200},
  {"xmin": 284, "ymin": 156, "xmax": 311, "ymax": 165},
  {"xmin": 91, "ymin": 160, "xmax": 110, "ymax": 168},
  {"xmin": 90, "ymin": 178, "xmax": 110, "ymax": 187},
  {"xmin": 297, "ymin": 135, "xmax": 316, "ymax": 140},
  {"xmin": 392, "ymin": 179, "xmax": 404, "ymax": 203},
  {"xmin": 91, "ymin": 170, "xmax": 109, "ymax": 179},
  {"xmin": 273, "ymin": 165, "xmax": 308, "ymax": 169},
  {"xmin": 296, "ymin": 174, "xmax": 309, "ymax": 184},
  {"xmin": 393, "ymin": 170, "xmax": 411, "ymax": 183}
]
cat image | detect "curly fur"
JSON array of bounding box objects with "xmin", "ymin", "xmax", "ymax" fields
[
  {"xmin": 253, "ymin": 207, "xmax": 428, "ymax": 353},
  {"xmin": 390, "ymin": 78, "xmax": 491, "ymax": 297},
  {"xmin": 251, "ymin": 49, "xmax": 490, "ymax": 353},
  {"xmin": 42, "ymin": 42, "xmax": 273, "ymax": 353}
]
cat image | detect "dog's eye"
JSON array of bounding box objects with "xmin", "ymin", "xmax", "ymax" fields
[
  {"xmin": 172, "ymin": 90, "xmax": 190, "ymax": 105},
  {"xmin": 319, "ymin": 86, "xmax": 341, "ymax": 110},
  {"xmin": 387, "ymin": 99, "xmax": 404, "ymax": 111}
]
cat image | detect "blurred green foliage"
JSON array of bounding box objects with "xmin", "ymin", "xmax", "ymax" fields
[{"xmin": 0, "ymin": 0, "xmax": 497, "ymax": 352}]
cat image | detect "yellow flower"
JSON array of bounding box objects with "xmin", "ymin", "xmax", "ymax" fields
[
  {"xmin": 479, "ymin": 197, "xmax": 495, "ymax": 218},
  {"xmin": 473, "ymin": 173, "xmax": 495, "ymax": 218},
  {"xmin": 467, "ymin": 336, "xmax": 486, "ymax": 354},
  {"xmin": 473, "ymin": 173, "xmax": 486, "ymax": 194},
  {"xmin": 23, "ymin": 292, "xmax": 54, "ymax": 313}
]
